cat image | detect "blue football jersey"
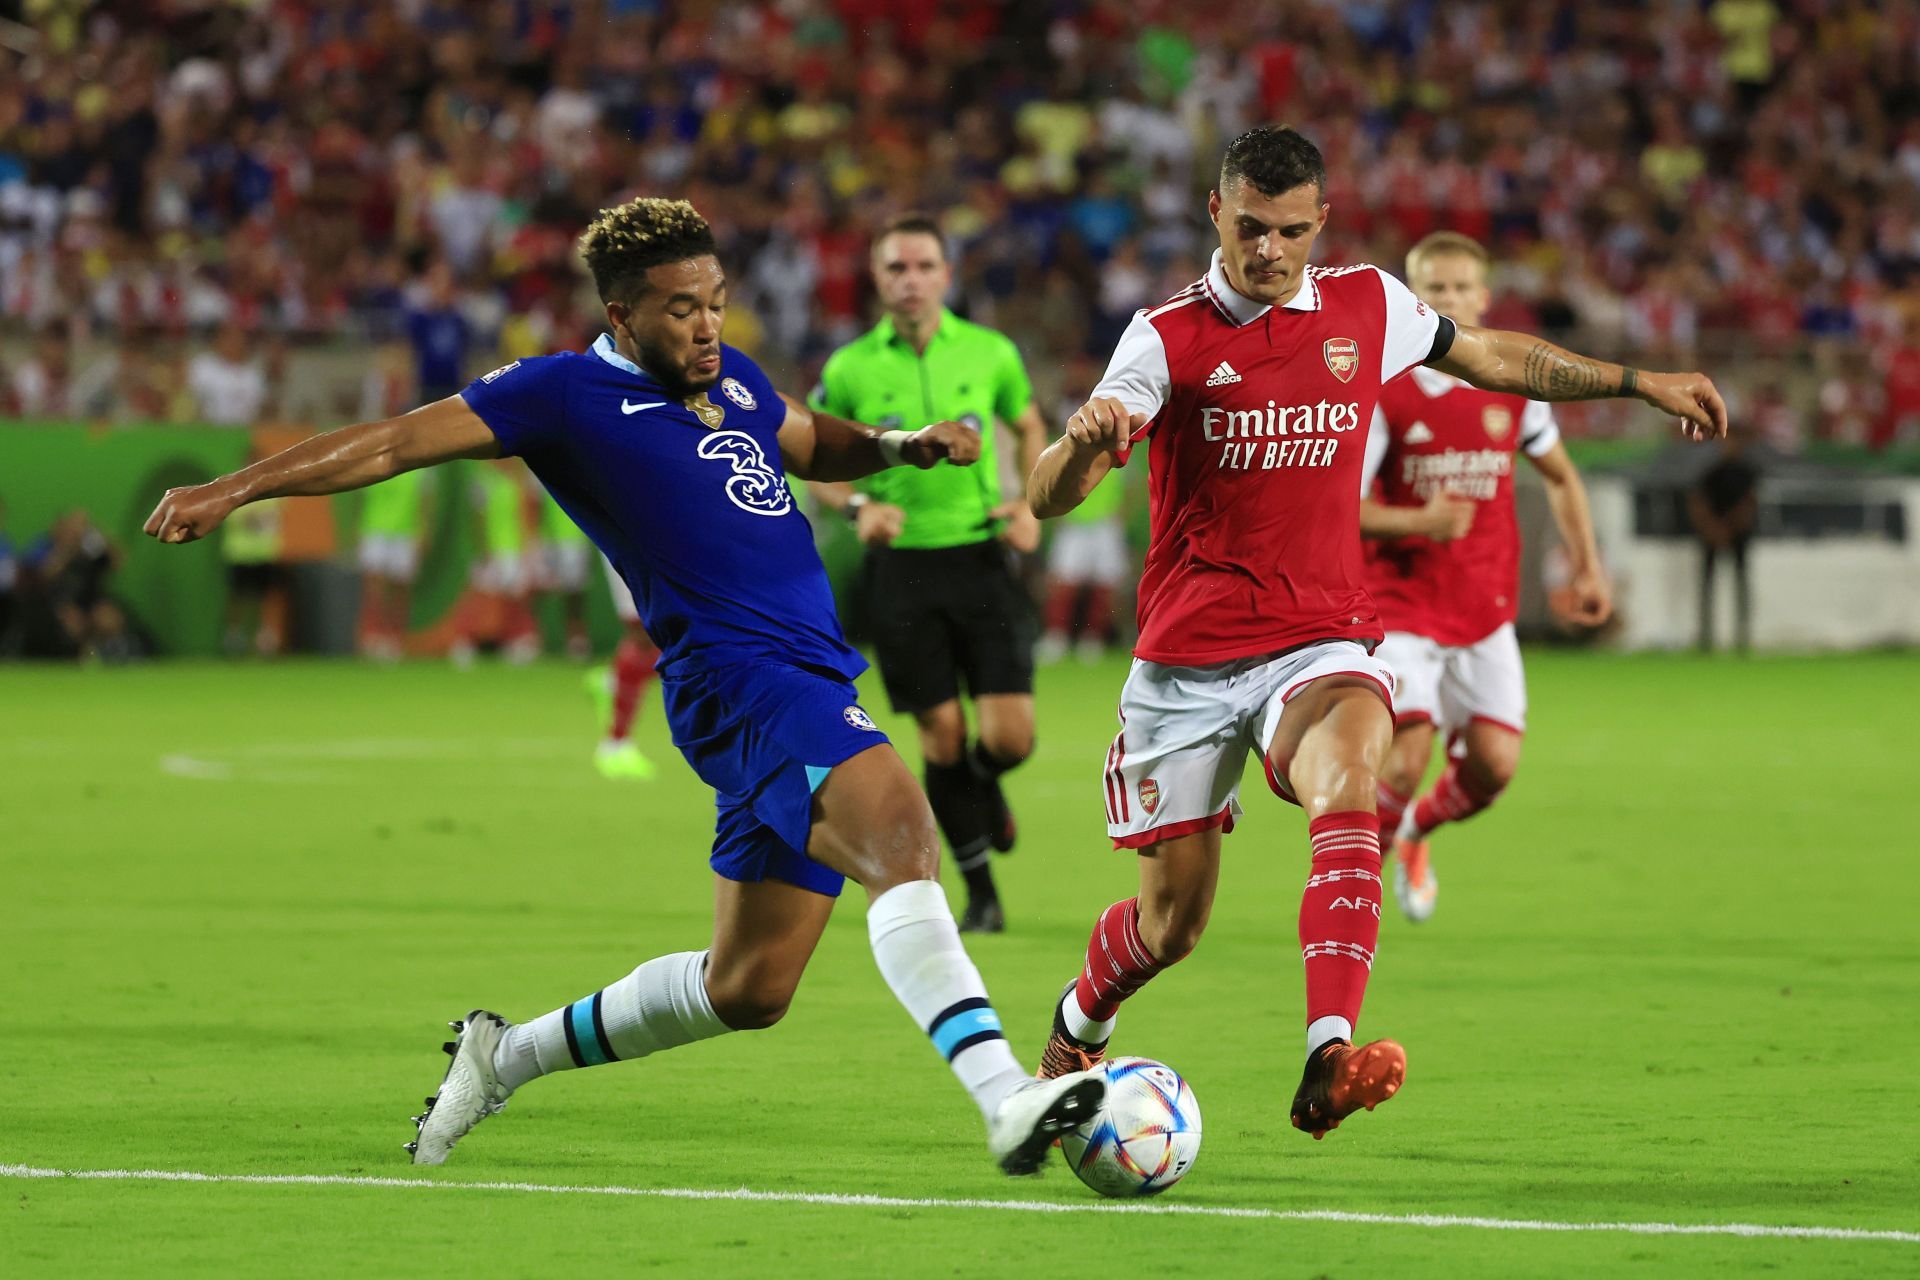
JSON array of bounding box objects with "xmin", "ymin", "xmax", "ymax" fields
[{"xmin": 460, "ymin": 334, "xmax": 865, "ymax": 682}]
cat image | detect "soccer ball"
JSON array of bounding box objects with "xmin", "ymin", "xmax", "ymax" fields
[{"xmin": 1059, "ymin": 1057, "xmax": 1202, "ymax": 1197}]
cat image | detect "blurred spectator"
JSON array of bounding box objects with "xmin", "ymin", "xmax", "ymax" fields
[
  {"xmin": 7, "ymin": 329, "xmax": 115, "ymax": 420},
  {"xmin": 25, "ymin": 510, "xmax": 138, "ymax": 661},
  {"xmin": 406, "ymin": 261, "xmax": 475, "ymax": 402},
  {"xmin": 1688, "ymin": 433, "xmax": 1762, "ymax": 653},
  {"xmin": 186, "ymin": 322, "xmax": 270, "ymax": 426},
  {"xmin": 1877, "ymin": 314, "xmax": 1920, "ymax": 449}
]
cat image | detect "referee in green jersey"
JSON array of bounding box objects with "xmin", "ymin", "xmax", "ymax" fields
[{"xmin": 810, "ymin": 214, "xmax": 1050, "ymax": 934}]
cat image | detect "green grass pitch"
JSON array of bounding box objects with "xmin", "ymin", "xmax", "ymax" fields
[{"xmin": 3, "ymin": 651, "xmax": 1916, "ymax": 1276}]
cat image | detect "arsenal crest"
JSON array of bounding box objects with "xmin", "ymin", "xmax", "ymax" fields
[
  {"xmin": 1138, "ymin": 777, "xmax": 1161, "ymax": 814},
  {"xmin": 1323, "ymin": 337, "xmax": 1359, "ymax": 383},
  {"xmin": 1483, "ymin": 405, "xmax": 1513, "ymax": 440},
  {"xmin": 686, "ymin": 392, "xmax": 725, "ymax": 429}
]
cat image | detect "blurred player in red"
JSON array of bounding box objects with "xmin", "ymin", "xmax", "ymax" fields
[
  {"xmin": 1360, "ymin": 232, "xmax": 1613, "ymax": 924},
  {"xmin": 591, "ymin": 552, "xmax": 660, "ymax": 780},
  {"xmin": 1028, "ymin": 127, "xmax": 1724, "ymax": 1139}
]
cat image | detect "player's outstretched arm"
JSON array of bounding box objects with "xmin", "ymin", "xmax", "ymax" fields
[
  {"xmin": 144, "ymin": 396, "xmax": 501, "ymax": 544},
  {"xmin": 1360, "ymin": 493, "xmax": 1476, "ymax": 543},
  {"xmin": 1432, "ymin": 327, "xmax": 1728, "ymax": 442},
  {"xmin": 1528, "ymin": 442, "xmax": 1612, "ymax": 624},
  {"xmin": 775, "ymin": 393, "xmax": 979, "ymax": 480},
  {"xmin": 1028, "ymin": 396, "xmax": 1143, "ymax": 519}
]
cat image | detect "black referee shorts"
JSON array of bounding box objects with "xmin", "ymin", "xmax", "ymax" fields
[{"xmin": 865, "ymin": 539, "xmax": 1035, "ymax": 715}]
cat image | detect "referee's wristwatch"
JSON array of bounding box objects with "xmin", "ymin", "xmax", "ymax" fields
[{"xmin": 844, "ymin": 493, "xmax": 871, "ymax": 523}]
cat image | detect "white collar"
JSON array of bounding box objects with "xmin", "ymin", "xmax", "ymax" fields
[
  {"xmin": 1203, "ymin": 248, "xmax": 1320, "ymax": 326},
  {"xmin": 591, "ymin": 332, "xmax": 644, "ymax": 376}
]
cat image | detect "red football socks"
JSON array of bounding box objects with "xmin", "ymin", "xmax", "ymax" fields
[
  {"xmin": 1409, "ymin": 762, "xmax": 1503, "ymax": 838},
  {"xmin": 1073, "ymin": 897, "xmax": 1167, "ymax": 1023},
  {"xmin": 1375, "ymin": 781, "xmax": 1412, "ymax": 843},
  {"xmin": 1299, "ymin": 811, "xmax": 1383, "ymax": 1032},
  {"xmin": 609, "ymin": 637, "xmax": 658, "ymax": 741}
]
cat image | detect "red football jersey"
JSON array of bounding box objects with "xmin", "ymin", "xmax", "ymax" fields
[
  {"xmin": 1360, "ymin": 367, "xmax": 1560, "ymax": 647},
  {"xmin": 1092, "ymin": 252, "xmax": 1439, "ymax": 665}
]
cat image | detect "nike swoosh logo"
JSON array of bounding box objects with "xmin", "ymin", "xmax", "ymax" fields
[{"xmin": 621, "ymin": 400, "xmax": 667, "ymax": 415}]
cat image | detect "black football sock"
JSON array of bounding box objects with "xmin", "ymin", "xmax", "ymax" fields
[{"xmin": 923, "ymin": 759, "xmax": 996, "ymax": 900}]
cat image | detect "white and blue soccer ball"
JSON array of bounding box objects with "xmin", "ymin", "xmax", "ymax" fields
[{"xmin": 1059, "ymin": 1057, "xmax": 1202, "ymax": 1197}]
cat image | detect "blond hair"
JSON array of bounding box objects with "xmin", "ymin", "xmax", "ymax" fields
[
  {"xmin": 577, "ymin": 197, "xmax": 717, "ymax": 303},
  {"xmin": 1404, "ymin": 231, "xmax": 1489, "ymax": 281}
]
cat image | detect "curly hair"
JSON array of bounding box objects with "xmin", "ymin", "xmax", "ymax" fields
[
  {"xmin": 576, "ymin": 197, "xmax": 718, "ymax": 304},
  {"xmin": 1219, "ymin": 126, "xmax": 1326, "ymax": 200}
]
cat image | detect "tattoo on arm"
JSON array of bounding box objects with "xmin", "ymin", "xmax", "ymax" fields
[
  {"xmin": 1521, "ymin": 342, "xmax": 1616, "ymax": 401},
  {"xmin": 1620, "ymin": 367, "xmax": 1638, "ymax": 396}
]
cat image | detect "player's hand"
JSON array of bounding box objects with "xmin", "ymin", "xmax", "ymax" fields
[
  {"xmin": 900, "ymin": 420, "xmax": 980, "ymax": 469},
  {"xmin": 1420, "ymin": 492, "xmax": 1477, "ymax": 542},
  {"xmin": 855, "ymin": 501, "xmax": 907, "ymax": 547},
  {"xmin": 143, "ymin": 480, "xmax": 241, "ymax": 544},
  {"xmin": 1063, "ymin": 396, "xmax": 1146, "ymax": 457},
  {"xmin": 1636, "ymin": 371, "xmax": 1728, "ymax": 443},
  {"xmin": 1566, "ymin": 564, "xmax": 1614, "ymax": 626},
  {"xmin": 992, "ymin": 501, "xmax": 1042, "ymax": 554}
]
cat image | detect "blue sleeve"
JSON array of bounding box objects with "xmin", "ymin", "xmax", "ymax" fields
[{"xmin": 459, "ymin": 355, "xmax": 570, "ymax": 457}]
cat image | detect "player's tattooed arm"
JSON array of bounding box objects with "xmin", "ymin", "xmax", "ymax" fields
[
  {"xmin": 144, "ymin": 395, "xmax": 500, "ymax": 544},
  {"xmin": 775, "ymin": 393, "xmax": 979, "ymax": 480},
  {"xmin": 1432, "ymin": 326, "xmax": 1727, "ymax": 441}
]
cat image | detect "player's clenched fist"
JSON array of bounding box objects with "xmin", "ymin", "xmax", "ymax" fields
[
  {"xmin": 899, "ymin": 420, "xmax": 980, "ymax": 469},
  {"xmin": 144, "ymin": 481, "xmax": 239, "ymax": 544},
  {"xmin": 1064, "ymin": 396, "xmax": 1146, "ymax": 456},
  {"xmin": 1419, "ymin": 492, "xmax": 1477, "ymax": 543}
]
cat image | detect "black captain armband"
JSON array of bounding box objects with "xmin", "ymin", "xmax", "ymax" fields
[{"xmin": 1425, "ymin": 315, "xmax": 1458, "ymax": 364}]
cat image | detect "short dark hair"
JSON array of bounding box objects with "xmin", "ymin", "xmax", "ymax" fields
[
  {"xmin": 576, "ymin": 197, "xmax": 718, "ymax": 304},
  {"xmin": 1219, "ymin": 126, "xmax": 1327, "ymax": 200},
  {"xmin": 874, "ymin": 212, "xmax": 947, "ymax": 260}
]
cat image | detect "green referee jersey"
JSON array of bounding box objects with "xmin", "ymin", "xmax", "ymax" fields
[{"xmin": 810, "ymin": 309, "xmax": 1034, "ymax": 551}]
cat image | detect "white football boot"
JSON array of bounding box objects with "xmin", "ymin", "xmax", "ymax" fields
[
  {"xmin": 987, "ymin": 1070, "xmax": 1106, "ymax": 1175},
  {"xmin": 408, "ymin": 1010, "xmax": 513, "ymax": 1165},
  {"xmin": 1391, "ymin": 838, "xmax": 1438, "ymax": 923}
]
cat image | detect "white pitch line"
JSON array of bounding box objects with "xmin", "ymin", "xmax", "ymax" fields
[{"xmin": 1, "ymin": 1164, "xmax": 1914, "ymax": 1245}]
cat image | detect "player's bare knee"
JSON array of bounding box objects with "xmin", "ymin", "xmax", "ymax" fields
[
  {"xmin": 978, "ymin": 725, "xmax": 1034, "ymax": 765},
  {"xmin": 708, "ymin": 980, "xmax": 795, "ymax": 1031},
  {"xmin": 855, "ymin": 794, "xmax": 942, "ymax": 890},
  {"xmin": 916, "ymin": 709, "xmax": 967, "ymax": 767}
]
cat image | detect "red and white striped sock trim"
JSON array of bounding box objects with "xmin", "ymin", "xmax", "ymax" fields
[
  {"xmin": 1304, "ymin": 867, "xmax": 1383, "ymax": 890},
  {"xmin": 1301, "ymin": 939, "xmax": 1376, "ymax": 968}
]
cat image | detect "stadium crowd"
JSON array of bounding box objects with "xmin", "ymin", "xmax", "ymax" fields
[{"xmin": 2, "ymin": 0, "xmax": 1918, "ymax": 449}]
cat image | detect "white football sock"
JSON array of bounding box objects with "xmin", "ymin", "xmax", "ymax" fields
[
  {"xmin": 1307, "ymin": 1015, "xmax": 1353, "ymax": 1055},
  {"xmin": 494, "ymin": 950, "xmax": 731, "ymax": 1092},
  {"xmin": 1060, "ymin": 988, "xmax": 1117, "ymax": 1045},
  {"xmin": 867, "ymin": 879, "xmax": 1027, "ymax": 1122}
]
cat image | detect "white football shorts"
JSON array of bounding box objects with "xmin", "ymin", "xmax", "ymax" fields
[
  {"xmin": 357, "ymin": 533, "xmax": 420, "ymax": 582},
  {"xmin": 1047, "ymin": 519, "xmax": 1131, "ymax": 587},
  {"xmin": 602, "ymin": 554, "xmax": 639, "ymax": 622},
  {"xmin": 1102, "ymin": 639, "xmax": 1396, "ymax": 848},
  {"xmin": 1376, "ymin": 622, "xmax": 1527, "ymax": 737}
]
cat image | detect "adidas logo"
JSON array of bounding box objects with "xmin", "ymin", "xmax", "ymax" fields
[
  {"xmin": 1205, "ymin": 361, "xmax": 1242, "ymax": 387},
  {"xmin": 1405, "ymin": 422, "xmax": 1433, "ymax": 444}
]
